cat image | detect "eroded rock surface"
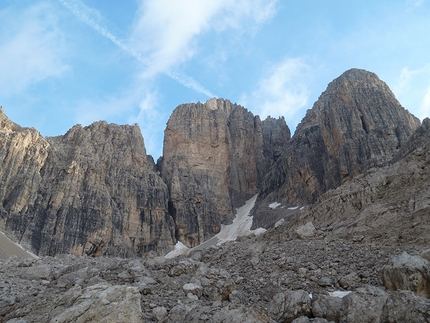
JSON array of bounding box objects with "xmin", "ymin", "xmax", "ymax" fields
[
  {"xmin": 161, "ymin": 98, "xmax": 289, "ymax": 247},
  {"xmin": 381, "ymin": 252, "xmax": 430, "ymax": 298},
  {"xmin": 0, "ymin": 110, "xmax": 175, "ymax": 257},
  {"xmin": 254, "ymin": 68, "xmax": 420, "ymax": 228}
]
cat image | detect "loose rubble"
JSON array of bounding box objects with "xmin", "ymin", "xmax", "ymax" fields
[{"xmin": 1, "ymin": 222, "xmax": 429, "ymax": 322}]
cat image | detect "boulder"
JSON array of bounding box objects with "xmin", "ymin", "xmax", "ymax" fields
[
  {"xmin": 183, "ymin": 282, "xmax": 203, "ymax": 298},
  {"xmin": 381, "ymin": 252, "xmax": 430, "ymax": 298},
  {"xmin": 49, "ymin": 284, "xmax": 144, "ymax": 323},
  {"xmin": 295, "ymin": 222, "xmax": 316, "ymax": 239},
  {"xmin": 339, "ymin": 272, "xmax": 361, "ymax": 289},
  {"xmin": 210, "ymin": 305, "xmax": 271, "ymax": 323},
  {"xmin": 381, "ymin": 290, "xmax": 430, "ymax": 323},
  {"xmin": 312, "ymin": 294, "xmax": 342, "ymax": 322},
  {"xmin": 152, "ymin": 306, "xmax": 168, "ymax": 322},
  {"xmin": 339, "ymin": 285, "xmax": 388, "ymax": 323},
  {"xmin": 268, "ymin": 290, "xmax": 312, "ymax": 323}
]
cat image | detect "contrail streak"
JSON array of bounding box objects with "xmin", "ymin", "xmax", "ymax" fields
[{"xmin": 58, "ymin": 0, "xmax": 216, "ymax": 98}]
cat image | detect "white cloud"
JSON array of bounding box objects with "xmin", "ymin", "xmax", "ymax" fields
[
  {"xmin": 0, "ymin": 3, "xmax": 69, "ymax": 96},
  {"xmin": 59, "ymin": 0, "xmax": 215, "ymax": 97},
  {"xmin": 419, "ymin": 86, "xmax": 430, "ymax": 119},
  {"xmin": 242, "ymin": 57, "xmax": 310, "ymax": 124},
  {"xmin": 128, "ymin": 89, "xmax": 166, "ymax": 157},
  {"xmin": 130, "ymin": 0, "xmax": 278, "ymax": 79},
  {"xmin": 392, "ymin": 65, "xmax": 430, "ymax": 119},
  {"xmin": 394, "ymin": 66, "xmax": 429, "ymax": 97}
]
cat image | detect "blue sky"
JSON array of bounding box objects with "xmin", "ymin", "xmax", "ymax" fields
[{"xmin": 1, "ymin": 0, "xmax": 430, "ymax": 158}]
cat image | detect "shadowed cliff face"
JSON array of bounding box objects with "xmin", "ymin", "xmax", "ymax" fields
[
  {"xmin": 0, "ymin": 68, "xmax": 423, "ymax": 257},
  {"xmin": 0, "ymin": 113, "xmax": 175, "ymax": 257},
  {"xmin": 161, "ymin": 98, "xmax": 289, "ymax": 247},
  {"xmin": 253, "ymin": 69, "xmax": 421, "ymax": 228}
]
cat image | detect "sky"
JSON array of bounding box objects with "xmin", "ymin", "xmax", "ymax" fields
[{"xmin": 1, "ymin": 0, "xmax": 430, "ymax": 158}]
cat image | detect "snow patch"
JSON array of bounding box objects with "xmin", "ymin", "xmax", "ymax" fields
[
  {"xmin": 328, "ymin": 291, "xmax": 352, "ymax": 298},
  {"xmin": 269, "ymin": 202, "xmax": 281, "ymax": 209},
  {"xmin": 0, "ymin": 230, "xmax": 38, "ymax": 259},
  {"xmin": 164, "ymin": 194, "xmax": 266, "ymax": 258},
  {"xmin": 288, "ymin": 206, "xmax": 299, "ymax": 210},
  {"xmin": 164, "ymin": 241, "xmax": 190, "ymax": 259},
  {"xmin": 216, "ymin": 194, "xmax": 266, "ymax": 244}
]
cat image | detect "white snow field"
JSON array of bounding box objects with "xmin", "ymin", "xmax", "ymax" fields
[
  {"xmin": 269, "ymin": 202, "xmax": 281, "ymax": 209},
  {"xmin": 328, "ymin": 291, "xmax": 352, "ymax": 298},
  {"xmin": 165, "ymin": 194, "xmax": 266, "ymax": 258},
  {"xmin": 0, "ymin": 230, "xmax": 38, "ymax": 260}
]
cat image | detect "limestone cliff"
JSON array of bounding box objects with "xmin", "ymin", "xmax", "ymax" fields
[
  {"xmin": 0, "ymin": 108, "xmax": 175, "ymax": 257},
  {"xmin": 161, "ymin": 98, "xmax": 289, "ymax": 247},
  {"xmin": 253, "ymin": 69, "xmax": 421, "ymax": 228},
  {"xmin": 282, "ymin": 117, "xmax": 430, "ymax": 247}
]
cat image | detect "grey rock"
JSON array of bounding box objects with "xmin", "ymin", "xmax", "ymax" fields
[
  {"xmin": 268, "ymin": 290, "xmax": 312, "ymax": 323},
  {"xmin": 381, "ymin": 290, "xmax": 430, "ymax": 323},
  {"xmin": 169, "ymin": 261, "xmax": 197, "ymax": 277},
  {"xmin": 183, "ymin": 282, "xmax": 203, "ymax": 298},
  {"xmin": 318, "ymin": 277, "xmax": 334, "ymax": 287},
  {"xmin": 152, "ymin": 306, "xmax": 168, "ymax": 322},
  {"xmin": 291, "ymin": 317, "xmax": 310, "ymax": 323},
  {"xmin": 228, "ymin": 290, "xmax": 247, "ymax": 305},
  {"xmin": 0, "ymin": 110, "xmax": 175, "ymax": 257},
  {"xmin": 339, "ymin": 285, "xmax": 388, "ymax": 323},
  {"xmin": 161, "ymin": 98, "xmax": 289, "ymax": 247},
  {"xmin": 296, "ymin": 222, "xmax": 316, "ymax": 239},
  {"xmin": 339, "ymin": 272, "xmax": 361, "ymax": 289},
  {"xmin": 210, "ymin": 305, "xmax": 271, "ymax": 323},
  {"xmin": 421, "ymin": 249, "xmax": 430, "ymax": 262},
  {"xmin": 256, "ymin": 68, "xmax": 420, "ymax": 228},
  {"xmin": 381, "ymin": 252, "xmax": 430, "ymax": 298},
  {"xmin": 49, "ymin": 283, "xmax": 144, "ymax": 323},
  {"xmin": 312, "ymin": 294, "xmax": 342, "ymax": 323},
  {"xmin": 192, "ymin": 267, "xmax": 236, "ymax": 301},
  {"xmin": 167, "ymin": 304, "xmax": 195, "ymax": 322}
]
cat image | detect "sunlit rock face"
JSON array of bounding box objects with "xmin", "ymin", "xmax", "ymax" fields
[
  {"xmin": 253, "ymin": 69, "xmax": 421, "ymax": 228},
  {"xmin": 0, "ymin": 110, "xmax": 175, "ymax": 257},
  {"xmin": 161, "ymin": 98, "xmax": 289, "ymax": 247}
]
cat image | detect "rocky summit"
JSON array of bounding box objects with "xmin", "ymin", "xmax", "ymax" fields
[{"xmin": 0, "ymin": 68, "xmax": 430, "ymax": 322}]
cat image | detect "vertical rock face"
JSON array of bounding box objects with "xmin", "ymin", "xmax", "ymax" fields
[
  {"xmin": 0, "ymin": 110, "xmax": 175, "ymax": 256},
  {"xmin": 262, "ymin": 116, "xmax": 291, "ymax": 169},
  {"xmin": 258, "ymin": 69, "xmax": 420, "ymax": 213},
  {"xmin": 161, "ymin": 98, "xmax": 289, "ymax": 247},
  {"xmin": 0, "ymin": 109, "xmax": 50, "ymax": 229}
]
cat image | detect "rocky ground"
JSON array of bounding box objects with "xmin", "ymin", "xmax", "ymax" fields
[{"xmin": 1, "ymin": 221, "xmax": 429, "ymax": 322}]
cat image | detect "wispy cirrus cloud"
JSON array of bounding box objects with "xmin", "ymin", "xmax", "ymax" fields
[
  {"xmin": 392, "ymin": 65, "xmax": 430, "ymax": 120},
  {"xmin": 0, "ymin": 3, "xmax": 69, "ymax": 96},
  {"xmin": 59, "ymin": 0, "xmax": 216, "ymax": 97},
  {"xmin": 59, "ymin": 0, "xmax": 280, "ymax": 156},
  {"xmin": 419, "ymin": 85, "xmax": 430, "ymax": 120},
  {"xmin": 130, "ymin": 0, "xmax": 278, "ymax": 82},
  {"xmin": 241, "ymin": 57, "xmax": 311, "ymax": 125}
]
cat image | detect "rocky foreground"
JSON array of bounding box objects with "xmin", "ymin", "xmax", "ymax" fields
[{"xmin": 1, "ymin": 224, "xmax": 429, "ymax": 322}]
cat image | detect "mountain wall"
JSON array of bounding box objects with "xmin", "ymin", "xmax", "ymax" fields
[
  {"xmin": 0, "ymin": 68, "xmax": 424, "ymax": 257},
  {"xmin": 0, "ymin": 110, "xmax": 175, "ymax": 257},
  {"xmin": 161, "ymin": 98, "xmax": 289, "ymax": 247},
  {"xmin": 253, "ymin": 69, "xmax": 421, "ymax": 228},
  {"xmin": 280, "ymin": 116, "xmax": 430, "ymax": 247}
]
